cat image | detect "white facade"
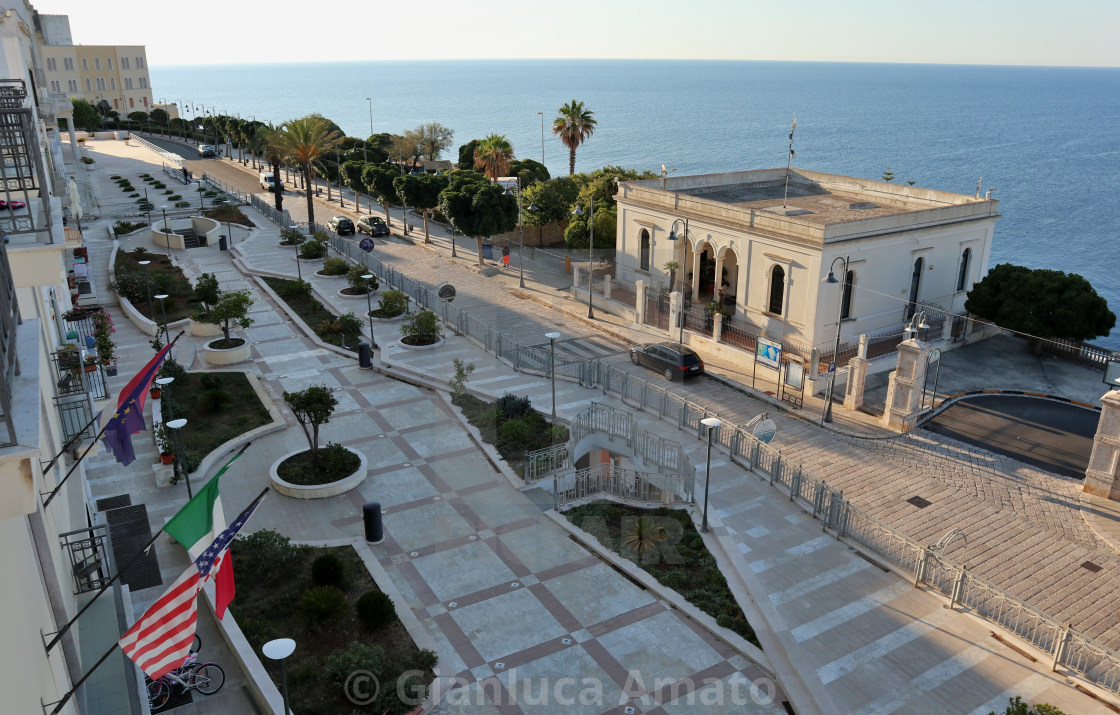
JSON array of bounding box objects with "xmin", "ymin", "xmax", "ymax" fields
[{"xmin": 615, "ymin": 169, "xmax": 999, "ymax": 360}]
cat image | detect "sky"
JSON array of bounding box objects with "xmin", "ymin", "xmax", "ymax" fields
[{"xmin": 32, "ymin": 0, "xmax": 1120, "ymax": 69}]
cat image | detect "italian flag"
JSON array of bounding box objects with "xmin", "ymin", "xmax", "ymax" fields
[{"xmin": 163, "ymin": 447, "xmax": 248, "ymax": 619}]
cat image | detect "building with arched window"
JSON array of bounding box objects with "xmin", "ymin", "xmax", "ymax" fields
[{"xmin": 614, "ymin": 168, "xmax": 999, "ymax": 378}]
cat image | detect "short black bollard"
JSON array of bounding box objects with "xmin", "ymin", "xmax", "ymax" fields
[
  {"xmin": 218, "ymin": 235, "xmax": 228, "ymax": 251},
  {"xmin": 363, "ymin": 502, "xmax": 384, "ymax": 544},
  {"xmin": 358, "ymin": 341, "xmax": 371, "ymax": 369}
]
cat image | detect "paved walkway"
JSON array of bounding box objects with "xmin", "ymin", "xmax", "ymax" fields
[{"xmin": 75, "ymin": 135, "xmax": 1120, "ymax": 714}]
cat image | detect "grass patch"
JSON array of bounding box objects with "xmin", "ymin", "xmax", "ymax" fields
[
  {"xmin": 565, "ymin": 500, "xmax": 759, "ymax": 647},
  {"xmin": 231, "ymin": 532, "xmax": 435, "ymax": 714},
  {"xmin": 113, "ymin": 251, "xmax": 195, "ymax": 321},
  {"xmin": 160, "ymin": 371, "xmax": 270, "ymax": 469},
  {"xmin": 263, "ymin": 277, "xmax": 359, "ymax": 351}
]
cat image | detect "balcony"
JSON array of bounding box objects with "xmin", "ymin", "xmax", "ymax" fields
[{"xmin": 0, "ymin": 79, "xmax": 52, "ymax": 243}]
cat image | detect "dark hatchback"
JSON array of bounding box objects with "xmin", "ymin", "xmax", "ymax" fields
[
  {"xmin": 629, "ymin": 343, "xmax": 705, "ymax": 381},
  {"xmin": 329, "ymin": 216, "xmax": 355, "ymax": 235}
]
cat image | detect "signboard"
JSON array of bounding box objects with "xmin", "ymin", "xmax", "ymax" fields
[
  {"xmin": 437, "ymin": 283, "xmax": 456, "ymax": 302},
  {"xmin": 752, "ymin": 419, "xmax": 777, "ymax": 444},
  {"xmin": 359, "ymin": 238, "xmax": 375, "ymax": 253},
  {"xmin": 756, "ymin": 338, "xmax": 782, "ymax": 371},
  {"xmin": 785, "ymin": 360, "xmax": 804, "ymax": 391}
]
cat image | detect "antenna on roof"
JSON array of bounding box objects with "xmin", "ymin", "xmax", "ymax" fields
[
  {"xmin": 782, "ymin": 112, "xmax": 797, "ymax": 208},
  {"xmin": 975, "ymin": 177, "xmax": 982, "ymax": 198}
]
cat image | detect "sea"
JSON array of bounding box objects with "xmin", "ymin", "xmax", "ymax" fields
[{"xmin": 151, "ymin": 60, "xmax": 1120, "ymax": 349}]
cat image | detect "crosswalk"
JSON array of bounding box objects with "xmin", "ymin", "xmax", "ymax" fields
[{"xmin": 523, "ymin": 335, "xmax": 628, "ymax": 361}]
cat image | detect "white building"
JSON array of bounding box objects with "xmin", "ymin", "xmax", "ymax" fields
[{"xmin": 613, "ymin": 168, "xmax": 1000, "ymax": 381}]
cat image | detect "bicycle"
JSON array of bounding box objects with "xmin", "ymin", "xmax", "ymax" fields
[{"xmin": 146, "ymin": 649, "xmax": 225, "ymax": 710}]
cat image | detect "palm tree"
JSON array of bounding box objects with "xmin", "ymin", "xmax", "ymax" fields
[
  {"xmin": 258, "ymin": 124, "xmax": 287, "ymax": 211},
  {"xmin": 473, "ymin": 133, "xmax": 513, "ymax": 182},
  {"xmin": 271, "ymin": 116, "xmax": 341, "ymax": 227},
  {"xmin": 553, "ymin": 100, "xmax": 597, "ymax": 176}
]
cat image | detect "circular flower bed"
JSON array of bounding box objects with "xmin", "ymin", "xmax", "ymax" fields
[
  {"xmin": 203, "ymin": 336, "xmax": 251, "ymax": 365},
  {"xmin": 401, "ymin": 334, "xmax": 439, "ymax": 347},
  {"xmin": 270, "ymin": 444, "xmax": 367, "ymax": 499}
]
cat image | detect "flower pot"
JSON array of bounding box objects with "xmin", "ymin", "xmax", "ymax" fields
[
  {"xmin": 149, "ymin": 387, "xmax": 161, "ymax": 399},
  {"xmin": 83, "ymin": 364, "xmax": 97, "ymax": 373},
  {"xmin": 160, "ymin": 452, "xmax": 174, "ymax": 465}
]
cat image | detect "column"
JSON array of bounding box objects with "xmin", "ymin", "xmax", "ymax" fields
[
  {"xmin": 635, "ymin": 280, "xmax": 646, "ymax": 324},
  {"xmin": 604, "ymin": 275, "xmax": 612, "ymax": 301},
  {"xmin": 713, "ymin": 255, "xmax": 725, "ymax": 302},
  {"xmin": 713, "ymin": 313, "xmax": 723, "ymax": 343},
  {"xmin": 1084, "ymin": 390, "xmax": 1120, "ymax": 500},
  {"xmin": 844, "ymin": 334, "xmax": 870, "ymax": 411},
  {"xmin": 668, "ymin": 291, "xmax": 682, "ymax": 341},
  {"xmin": 691, "ymin": 249, "xmax": 702, "ymax": 303},
  {"xmin": 881, "ymin": 336, "xmax": 931, "ymax": 431}
]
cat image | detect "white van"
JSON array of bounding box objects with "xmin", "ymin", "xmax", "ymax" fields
[{"xmin": 259, "ymin": 172, "xmax": 280, "ymax": 191}]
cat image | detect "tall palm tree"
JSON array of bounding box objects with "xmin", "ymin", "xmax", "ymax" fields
[
  {"xmin": 473, "ymin": 133, "xmax": 514, "ymax": 182},
  {"xmin": 553, "ymin": 100, "xmax": 597, "ymax": 176},
  {"xmin": 258, "ymin": 124, "xmax": 287, "ymax": 211},
  {"xmin": 271, "ymin": 116, "xmax": 341, "ymax": 227}
]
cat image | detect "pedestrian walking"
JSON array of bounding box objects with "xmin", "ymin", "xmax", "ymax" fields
[{"xmin": 502, "ymin": 244, "xmax": 510, "ymax": 269}]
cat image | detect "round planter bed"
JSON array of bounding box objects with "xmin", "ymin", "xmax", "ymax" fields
[
  {"xmin": 189, "ymin": 319, "xmax": 223, "ymax": 337},
  {"xmin": 316, "ymin": 269, "xmax": 348, "ymax": 278},
  {"xmin": 202, "ymin": 336, "xmax": 251, "ymax": 365},
  {"xmin": 276, "ymin": 242, "xmax": 302, "ymax": 249},
  {"xmin": 270, "ymin": 445, "xmax": 367, "ymax": 499},
  {"xmin": 369, "ymin": 309, "xmax": 408, "ymax": 322},
  {"xmin": 339, "ymin": 287, "xmax": 376, "ymax": 299},
  {"xmin": 395, "ymin": 335, "xmax": 445, "ymax": 351}
]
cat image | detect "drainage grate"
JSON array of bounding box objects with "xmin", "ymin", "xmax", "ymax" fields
[
  {"xmin": 906, "ymin": 496, "xmax": 932, "ymax": 509},
  {"xmin": 1082, "ymin": 561, "xmax": 1103, "ymax": 573}
]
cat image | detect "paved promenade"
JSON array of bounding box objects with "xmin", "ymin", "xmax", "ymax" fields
[{"xmin": 73, "ymin": 136, "xmax": 1120, "ymax": 714}]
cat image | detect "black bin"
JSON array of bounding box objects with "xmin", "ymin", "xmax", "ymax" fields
[
  {"xmin": 358, "ymin": 341, "xmax": 371, "ymax": 369},
  {"xmin": 363, "ymin": 503, "xmax": 384, "ymax": 544},
  {"xmin": 218, "ymin": 235, "xmax": 228, "ymax": 251}
]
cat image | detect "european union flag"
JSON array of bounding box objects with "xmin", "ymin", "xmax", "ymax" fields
[{"xmin": 101, "ymin": 343, "xmax": 172, "ymax": 466}]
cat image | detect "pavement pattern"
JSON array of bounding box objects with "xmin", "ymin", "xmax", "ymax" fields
[{"xmin": 70, "ymin": 135, "xmax": 1120, "ymax": 714}]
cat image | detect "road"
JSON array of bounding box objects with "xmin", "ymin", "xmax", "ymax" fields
[{"xmin": 924, "ymin": 395, "xmax": 1097, "ymax": 479}]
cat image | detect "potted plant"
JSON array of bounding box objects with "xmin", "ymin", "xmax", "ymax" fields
[
  {"xmin": 91, "ymin": 309, "xmax": 117, "ymax": 365},
  {"xmin": 156, "ymin": 423, "xmax": 174, "ymax": 465},
  {"xmin": 399, "ymin": 309, "xmax": 443, "ymax": 348},
  {"xmin": 189, "ymin": 273, "xmax": 223, "ymax": 337},
  {"xmin": 270, "ymin": 385, "xmax": 366, "ymax": 498},
  {"xmin": 82, "ymin": 355, "xmax": 99, "ymax": 372},
  {"xmin": 200, "ymin": 289, "xmax": 254, "ymax": 365}
]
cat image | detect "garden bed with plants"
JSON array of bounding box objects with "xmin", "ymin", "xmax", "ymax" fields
[
  {"xmin": 564, "ymin": 501, "xmax": 758, "ymax": 647},
  {"xmin": 113, "ymin": 247, "xmax": 195, "ymax": 322},
  {"xmin": 157, "ymin": 362, "xmax": 271, "ymax": 473},
  {"xmin": 204, "ymin": 204, "xmax": 255, "ymax": 227},
  {"xmin": 262, "ymin": 277, "xmax": 363, "ymax": 350},
  {"xmin": 451, "ymin": 386, "xmax": 567, "ymax": 474},
  {"xmin": 231, "ymin": 530, "xmax": 436, "ymax": 714},
  {"xmin": 276, "ymin": 444, "xmax": 361, "ymax": 486}
]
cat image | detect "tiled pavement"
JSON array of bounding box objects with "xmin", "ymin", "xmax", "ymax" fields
[{"xmin": 74, "ymin": 136, "xmax": 1120, "ymax": 713}]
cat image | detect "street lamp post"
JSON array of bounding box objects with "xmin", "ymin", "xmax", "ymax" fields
[
  {"xmin": 700, "ymin": 417, "xmax": 722, "ymax": 533},
  {"xmin": 166, "ymin": 418, "xmax": 190, "ymax": 498},
  {"xmin": 197, "ymin": 182, "xmax": 205, "ymax": 211},
  {"xmin": 450, "ymin": 224, "xmax": 457, "ymax": 259},
  {"xmin": 821, "ymin": 255, "xmax": 850, "ymax": 424},
  {"xmin": 545, "ymin": 332, "xmax": 561, "ymax": 428},
  {"xmin": 668, "ymin": 219, "xmax": 688, "ymax": 350},
  {"xmin": 160, "ymin": 206, "xmax": 169, "ymax": 257},
  {"xmin": 572, "ymin": 197, "xmax": 594, "ymax": 319},
  {"xmin": 263, "ymin": 638, "xmax": 296, "ymax": 715},
  {"xmin": 362, "ymin": 274, "xmax": 377, "ymax": 351},
  {"xmin": 154, "ymin": 294, "xmax": 170, "ymax": 354},
  {"xmin": 504, "ymin": 180, "xmax": 526, "ymax": 288},
  {"xmin": 536, "ymin": 111, "xmax": 545, "ymax": 166},
  {"xmin": 365, "ymin": 97, "xmax": 373, "ymax": 162}
]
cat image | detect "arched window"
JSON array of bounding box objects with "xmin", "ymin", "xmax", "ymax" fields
[
  {"xmin": 84, "ymin": 78, "xmax": 91, "ymax": 92},
  {"xmin": 907, "ymin": 257, "xmax": 924, "ymax": 319},
  {"xmin": 956, "ymin": 247, "xmax": 972, "ymax": 292},
  {"xmin": 840, "ymin": 270, "xmax": 855, "ymax": 320},
  {"xmin": 768, "ymin": 265, "xmax": 785, "ymax": 315},
  {"xmin": 639, "ymin": 229, "xmax": 650, "ymax": 271},
  {"xmin": 81, "ymin": 58, "xmax": 88, "ymax": 71}
]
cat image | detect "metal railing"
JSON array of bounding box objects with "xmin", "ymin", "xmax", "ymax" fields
[
  {"xmin": 129, "ymin": 134, "xmax": 184, "ymax": 167},
  {"xmin": 321, "ymin": 234, "xmax": 1120, "ymax": 694},
  {"xmin": 554, "ymin": 463, "xmax": 694, "ymax": 509}
]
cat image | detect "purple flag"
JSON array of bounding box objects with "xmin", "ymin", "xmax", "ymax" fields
[{"xmin": 101, "ymin": 394, "xmax": 146, "ymax": 466}]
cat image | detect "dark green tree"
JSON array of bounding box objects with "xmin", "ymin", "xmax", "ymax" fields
[
  {"xmin": 508, "ymin": 158, "xmax": 550, "ymax": 188},
  {"xmin": 987, "ymin": 695, "xmax": 1066, "ymax": 715},
  {"xmin": 394, "ymin": 172, "xmax": 448, "ymax": 244},
  {"xmin": 282, "ymin": 385, "xmax": 339, "ymax": 469},
  {"xmin": 71, "ymin": 99, "xmax": 102, "ymax": 132},
  {"xmin": 522, "ymin": 176, "xmax": 581, "ymax": 245},
  {"xmin": 438, "ymin": 171, "xmax": 518, "ymax": 266},
  {"xmin": 417, "ymin": 121, "xmax": 455, "ymax": 161},
  {"xmin": 342, "ymin": 160, "xmax": 371, "ymax": 212},
  {"xmin": 149, "ymin": 108, "xmax": 169, "ymax": 124},
  {"xmin": 965, "ymin": 263, "xmax": 1115, "ymax": 351},
  {"xmin": 127, "ymin": 111, "xmax": 149, "ymax": 123},
  {"xmin": 457, "ymin": 139, "xmax": 480, "ymax": 170},
  {"xmin": 363, "ymin": 164, "xmax": 400, "ymax": 225}
]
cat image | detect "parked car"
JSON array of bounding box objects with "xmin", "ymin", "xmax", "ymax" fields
[
  {"xmin": 197, "ymin": 145, "xmax": 216, "ymax": 157},
  {"xmin": 357, "ymin": 215, "xmax": 390, "ymax": 237},
  {"xmin": 0, "ymin": 199, "xmax": 26, "ymax": 209},
  {"xmin": 328, "ymin": 216, "xmax": 355, "ymax": 235},
  {"xmin": 629, "ymin": 343, "xmax": 705, "ymax": 381}
]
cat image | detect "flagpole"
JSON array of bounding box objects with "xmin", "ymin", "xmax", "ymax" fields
[
  {"xmin": 47, "ymin": 641, "xmax": 121, "ymax": 714},
  {"xmin": 45, "ymin": 448, "xmax": 259, "ymax": 653},
  {"xmin": 43, "ymin": 332, "xmax": 186, "ymax": 509},
  {"xmin": 782, "ymin": 112, "xmax": 796, "ymax": 208},
  {"xmin": 39, "ymin": 410, "xmax": 101, "ymax": 476}
]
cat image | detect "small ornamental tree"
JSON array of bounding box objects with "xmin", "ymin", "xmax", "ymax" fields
[
  {"xmin": 283, "ymin": 385, "xmax": 338, "ymax": 468},
  {"xmin": 400, "ymin": 309, "xmax": 442, "ymax": 345},
  {"xmin": 193, "ymin": 273, "xmax": 221, "ymax": 319},
  {"xmin": 206, "ymin": 289, "xmax": 255, "ymax": 343}
]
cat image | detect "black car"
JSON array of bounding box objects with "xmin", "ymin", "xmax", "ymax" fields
[
  {"xmin": 357, "ymin": 215, "xmax": 390, "ymax": 237},
  {"xmin": 629, "ymin": 343, "xmax": 705, "ymax": 381},
  {"xmin": 328, "ymin": 216, "xmax": 355, "ymax": 235}
]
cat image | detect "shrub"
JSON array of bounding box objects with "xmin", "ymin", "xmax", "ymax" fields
[
  {"xmin": 347, "ymin": 265, "xmax": 378, "ymax": 292},
  {"xmin": 175, "ymin": 200, "xmax": 191, "ymax": 208},
  {"xmin": 496, "ymin": 394, "xmax": 532, "ymax": 419},
  {"xmin": 322, "ymin": 257, "xmax": 349, "ymax": 276},
  {"xmin": 280, "ymin": 227, "xmax": 306, "ymax": 245},
  {"xmin": 112, "ymin": 220, "xmax": 147, "ymax": 236},
  {"xmin": 300, "ymin": 585, "xmax": 346, "ymax": 625},
  {"xmin": 547, "ymin": 425, "xmax": 570, "ymax": 443},
  {"xmin": 325, "ymin": 642, "xmax": 385, "ymax": 684},
  {"xmin": 299, "ymin": 240, "xmax": 327, "ymax": 259},
  {"xmin": 168, "ymin": 194, "xmax": 182, "ymax": 201},
  {"xmin": 277, "ymin": 278, "xmax": 312, "ymax": 300},
  {"xmin": 129, "ymin": 193, "xmax": 140, "ymax": 198},
  {"xmin": 661, "ymin": 570, "xmax": 690, "ymax": 590},
  {"xmin": 235, "ymin": 529, "xmax": 302, "ymax": 590},
  {"xmin": 199, "ymin": 387, "xmax": 230, "ymax": 412},
  {"xmin": 378, "ymin": 290, "xmax": 407, "ymax": 317},
  {"xmin": 498, "ymin": 419, "xmax": 531, "ymax": 451},
  {"xmin": 338, "ymin": 312, "xmax": 363, "ymax": 342},
  {"xmin": 153, "ymin": 181, "xmax": 166, "ymax": 189},
  {"xmin": 110, "ymin": 175, "xmax": 121, "ymax": 180},
  {"xmin": 312, "ymin": 229, "xmax": 330, "ymax": 243},
  {"xmin": 355, "ymin": 591, "xmax": 396, "ymax": 630},
  {"xmin": 311, "ymin": 552, "xmax": 349, "ymax": 588},
  {"xmin": 157, "ymin": 355, "xmax": 186, "ymax": 382},
  {"xmin": 400, "ymin": 309, "xmax": 441, "ymax": 341},
  {"xmin": 80, "ymin": 156, "xmax": 94, "ymax": 164}
]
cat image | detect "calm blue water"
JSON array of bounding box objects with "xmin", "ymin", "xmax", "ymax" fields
[{"xmin": 151, "ymin": 60, "xmax": 1120, "ymax": 347}]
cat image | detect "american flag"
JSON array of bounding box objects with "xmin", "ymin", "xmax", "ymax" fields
[{"xmin": 119, "ymin": 491, "xmax": 267, "ymax": 679}]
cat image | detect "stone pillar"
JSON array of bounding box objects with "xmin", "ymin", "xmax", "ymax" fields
[
  {"xmin": 668, "ymin": 291, "xmax": 682, "ymax": 341},
  {"xmin": 1084, "ymin": 390, "xmax": 1120, "ymax": 500},
  {"xmin": 881, "ymin": 336, "xmax": 931, "ymax": 431},
  {"xmin": 635, "ymin": 280, "xmax": 646, "ymax": 325},
  {"xmin": 691, "ymin": 249, "xmax": 702, "ymax": 303},
  {"xmin": 713, "ymin": 312, "xmax": 723, "ymax": 343},
  {"xmin": 844, "ymin": 334, "xmax": 870, "ymax": 411},
  {"xmin": 572, "ymin": 264, "xmax": 581, "ymax": 291},
  {"xmin": 604, "ymin": 275, "xmax": 612, "ymax": 301},
  {"xmin": 714, "ymin": 255, "xmax": 725, "ymax": 298}
]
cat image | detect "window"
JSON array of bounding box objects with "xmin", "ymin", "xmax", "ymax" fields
[
  {"xmin": 49, "ymin": 80, "xmax": 60, "ymax": 92},
  {"xmin": 142, "ymin": 97, "xmax": 147, "ymax": 107},
  {"xmin": 139, "ymin": 77, "xmax": 147, "ymax": 89},
  {"xmin": 94, "ymin": 58, "xmax": 101, "ymax": 70},
  {"xmin": 136, "ymin": 56, "xmax": 144, "ymax": 69},
  {"xmin": 639, "ymin": 229, "xmax": 650, "ymax": 271},
  {"xmin": 46, "ymin": 57, "xmax": 56, "ymax": 71},
  {"xmin": 768, "ymin": 265, "xmax": 785, "ymax": 315},
  {"xmin": 84, "ymin": 78, "xmax": 91, "ymax": 92},
  {"xmin": 68, "ymin": 79, "xmax": 77, "ymax": 92},
  {"xmin": 124, "ymin": 77, "xmax": 132, "ymax": 89},
  {"xmin": 106, "ymin": 58, "xmax": 112, "ymax": 70},
  {"xmin": 129, "ymin": 97, "xmax": 134, "ymax": 108},
  {"xmin": 95, "ymin": 78, "xmax": 105, "ymax": 91},
  {"xmin": 956, "ymin": 247, "xmax": 972, "ymax": 292},
  {"xmin": 907, "ymin": 257, "xmax": 924, "ymax": 319},
  {"xmin": 64, "ymin": 57, "xmax": 74, "ymax": 71},
  {"xmin": 109, "ymin": 78, "xmax": 116, "ymax": 90},
  {"xmin": 121, "ymin": 57, "xmax": 130, "ymax": 69},
  {"xmin": 81, "ymin": 58, "xmax": 88, "ymax": 71},
  {"xmin": 113, "ymin": 99, "xmax": 118, "ymax": 109},
  {"xmin": 840, "ymin": 270, "xmax": 855, "ymax": 320}
]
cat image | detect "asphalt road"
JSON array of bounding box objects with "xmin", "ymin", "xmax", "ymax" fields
[{"xmin": 923, "ymin": 395, "xmax": 1098, "ymax": 479}]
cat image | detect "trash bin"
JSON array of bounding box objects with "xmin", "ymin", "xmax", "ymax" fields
[
  {"xmin": 358, "ymin": 341, "xmax": 371, "ymax": 369},
  {"xmin": 363, "ymin": 503, "xmax": 384, "ymax": 544},
  {"xmin": 482, "ymin": 243, "xmax": 494, "ymax": 260},
  {"xmin": 218, "ymin": 235, "xmax": 228, "ymax": 251}
]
